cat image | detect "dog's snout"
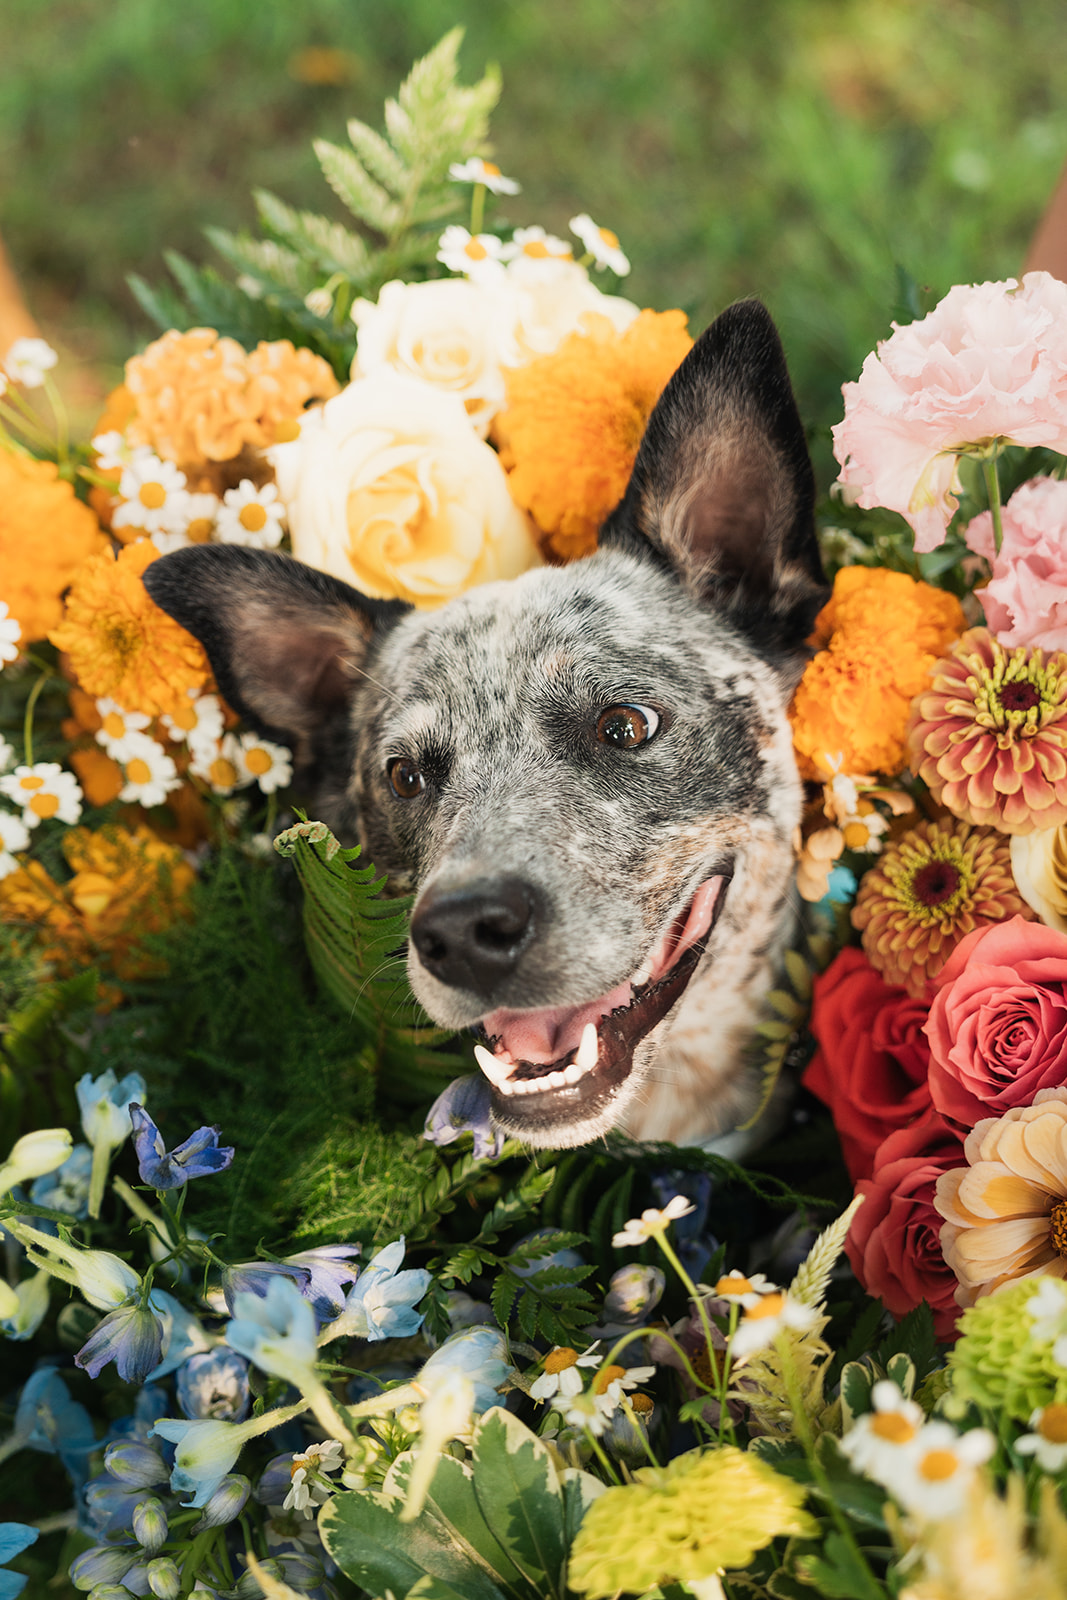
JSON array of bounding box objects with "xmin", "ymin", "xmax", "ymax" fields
[{"xmin": 410, "ymin": 876, "xmax": 540, "ymax": 997}]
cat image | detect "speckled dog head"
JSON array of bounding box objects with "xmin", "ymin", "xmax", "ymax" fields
[{"xmin": 145, "ymin": 299, "xmax": 826, "ymax": 1149}]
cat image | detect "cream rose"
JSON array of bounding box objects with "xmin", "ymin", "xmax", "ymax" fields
[
  {"xmin": 271, "ymin": 374, "xmax": 541, "ymax": 609},
  {"xmin": 351, "ymin": 279, "xmax": 514, "ymax": 438},
  {"xmin": 501, "ymin": 255, "xmax": 638, "ymax": 366},
  {"xmin": 1011, "ymin": 826, "xmax": 1067, "ymax": 933}
]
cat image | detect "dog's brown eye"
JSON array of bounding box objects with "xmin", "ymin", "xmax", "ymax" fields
[
  {"xmin": 596, "ymin": 704, "xmax": 660, "ymax": 749},
  {"xmin": 388, "ymin": 756, "xmax": 425, "ymax": 798}
]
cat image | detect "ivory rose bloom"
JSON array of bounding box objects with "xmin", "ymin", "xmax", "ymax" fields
[
  {"xmin": 1011, "ymin": 824, "xmax": 1067, "ymax": 932},
  {"xmin": 968, "ymin": 476, "xmax": 1067, "ymax": 652},
  {"xmin": 500, "ymin": 254, "xmax": 638, "ymax": 367},
  {"xmin": 272, "ymin": 374, "xmax": 541, "ymax": 608},
  {"xmin": 832, "ymin": 273, "xmax": 1067, "ymax": 553}
]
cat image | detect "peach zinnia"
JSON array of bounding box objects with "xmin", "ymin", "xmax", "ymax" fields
[
  {"xmin": 908, "ymin": 626, "xmax": 1067, "ymax": 833},
  {"xmin": 935, "ymin": 1089, "xmax": 1067, "ymax": 1306}
]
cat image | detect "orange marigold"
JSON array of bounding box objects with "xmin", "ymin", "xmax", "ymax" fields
[
  {"xmin": 49, "ymin": 540, "xmax": 210, "ymax": 718},
  {"xmin": 70, "ymin": 747, "xmax": 125, "ymax": 808},
  {"xmin": 493, "ymin": 309, "xmax": 693, "ymax": 561},
  {"xmin": 0, "ymin": 451, "xmax": 108, "ymax": 641},
  {"xmin": 790, "ymin": 566, "xmax": 966, "ymax": 779},
  {"xmin": 125, "ymin": 327, "xmax": 339, "ymax": 467}
]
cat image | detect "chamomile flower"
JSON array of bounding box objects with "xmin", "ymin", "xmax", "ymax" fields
[
  {"xmin": 0, "ymin": 602, "xmax": 22, "ymax": 666},
  {"xmin": 448, "ymin": 157, "xmax": 520, "ymax": 195},
  {"xmin": 234, "ymin": 733, "xmax": 292, "ymax": 794},
  {"xmin": 530, "ymin": 1343, "xmax": 602, "ymax": 1402},
  {"xmin": 436, "ymin": 226, "xmax": 508, "ymax": 280},
  {"xmin": 881, "ymin": 1421, "xmax": 996, "ymax": 1521},
  {"xmin": 112, "ymin": 450, "xmax": 191, "ymax": 537},
  {"xmin": 592, "ymin": 1362, "xmax": 656, "ymax": 1409},
  {"xmin": 1016, "ymin": 1404, "xmax": 1067, "ymax": 1472},
  {"xmin": 612, "ymin": 1194, "xmax": 696, "ymax": 1248},
  {"xmin": 95, "ymin": 699, "xmax": 153, "ymax": 761},
  {"xmin": 190, "ymin": 734, "xmax": 250, "ymax": 796},
  {"xmin": 91, "ymin": 430, "xmax": 132, "ymax": 472},
  {"xmin": 118, "ymin": 733, "xmax": 181, "ymax": 807},
  {"xmin": 0, "ymin": 763, "xmax": 83, "ymax": 828},
  {"xmin": 559, "ymin": 1387, "xmax": 613, "ymax": 1437},
  {"xmin": 282, "ymin": 1440, "xmax": 345, "ymax": 1518},
  {"xmin": 505, "ymin": 225, "xmax": 572, "ymax": 261},
  {"xmin": 569, "ymin": 214, "xmax": 631, "ymax": 276},
  {"xmin": 161, "ymin": 693, "xmax": 225, "ymax": 758},
  {"xmin": 839, "ymin": 1381, "xmax": 925, "ymax": 1480},
  {"xmin": 216, "ymin": 480, "xmax": 286, "ymax": 550},
  {"xmin": 0, "ymin": 809, "xmax": 31, "ymax": 878},
  {"xmin": 711, "ymin": 1271, "xmax": 777, "ymax": 1309},
  {"xmin": 183, "ymin": 492, "xmax": 221, "ymax": 544},
  {"xmin": 4, "ymin": 337, "xmax": 58, "ymax": 387},
  {"xmin": 729, "ymin": 1292, "xmax": 819, "ymax": 1360},
  {"xmin": 1027, "ymin": 1278, "xmax": 1067, "ymax": 1347}
]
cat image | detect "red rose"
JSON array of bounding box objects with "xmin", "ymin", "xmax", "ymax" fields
[
  {"xmin": 804, "ymin": 947, "xmax": 933, "ymax": 1182},
  {"xmin": 925, "ymin": 915, "xmax": 1067, "ymax": 1128},
  {"xmin": 846, "ymin": 1109, "xmax": 967, "ymax": 1342}
]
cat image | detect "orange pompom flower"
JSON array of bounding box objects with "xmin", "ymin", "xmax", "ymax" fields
[
  {"xmin": 790, "ymin": 566, "xmax": 966, "ymax": 779},
  {"xmin": 0, "ymin": 450, "xmax": 108, "ymax": 642},
  {"xmin": 49, "ymin": 541, "xmax": 210, "ymax": 718},
  {"xmin": 493, "ymin": 309, "xmax": 693, "ymax": 561}
]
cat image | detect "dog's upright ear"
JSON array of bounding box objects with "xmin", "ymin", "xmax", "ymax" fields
[
  {"xmin": 142, "ymin": 546, "xmax": 409, "ymax": 764},
  {"xmin": 600, "ymin": 299, "xmax": 827, "ymax": 664}
]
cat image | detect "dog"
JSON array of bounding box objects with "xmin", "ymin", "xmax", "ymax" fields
[{"xmin": 144, "ymin": 299, "xmax": 827, "ymax": 1152}]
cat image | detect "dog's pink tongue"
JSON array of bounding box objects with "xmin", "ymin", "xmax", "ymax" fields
[
  {"xmin": 484, "ymin": 981, "xmax": 633, "ymax": 1065},
  {"xmin": 647, "ymin": 876, "xmax": 725, "ymax": 983}
]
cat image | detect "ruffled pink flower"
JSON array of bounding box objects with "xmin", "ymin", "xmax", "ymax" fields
[
  {"xmin": 832, "ymin": 274, "xmax": 1067, "ymax": 553},
  {"xmin": 968, "ymin": 476, "xmax": 1067, "ymax": 652}
]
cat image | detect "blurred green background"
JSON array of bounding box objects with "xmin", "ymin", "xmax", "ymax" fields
[{"xmin": 1, "ymin": 0, "xmax": 1064, "ymax": 472}]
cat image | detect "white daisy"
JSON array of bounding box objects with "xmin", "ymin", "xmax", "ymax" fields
[
  {"xmin": 593, "ymin": 1362, "xmax": 656, "ymax": 1414},
  {"xmin": 4, "ymin": 338, "xmax": 58, "ymax": 388},
  {"xmin": 530, "ymin": 1343, "xmax": 602, "ymax": 1402},
  {"xmin": 190, "ymin": 734, "xmax": 250, "ymax": 796},
  {"xmin": 448, "ymin": 157, "xmax": 520, "ymax": 195},
  {"xmin": 1016, "ymin": 1404, "xmax": 1067, "ymax": 1473},
  {"xmin": 0, "ymin": 602, "xmax": 22, "ymax": 666},
  {"xmin": 569, "ymin": 214, "xmax": 631, "ymax": 276},
  {"xmin": 436, "ymin": 226, "xmax": 508, "ymax": 281},
  {"xmin": 118, "ymin": 733, "xmax": 181, "ymax": 807},
  {"xmin": 558, "ymin": 1388, "xmax": 613, "ymax": 1437},
  {"xmin": 216, "ymin": 479, "xmax": 286, "ymax": 549},
  {"xmin": 112, "ymin": 450, "xmax": 192, "ymax": 537},
  {"xmin": 612, "ymin": 1194, "xmax": 695, "ymax": 1248},
  {"xmin": 880, "ymin": 1421, "xmax": 996, "ymax": 1521},
  {"xmin": 728, "ymin": 1291, "xmax": 819, "ymax": 1360},
  {"xmin": 282, "ymin": 1439, "xmax": 345, "ymax": 1519},
  {"xmin": 0, "ymin": 764, "xmax": 83, "ymax": 828},
  {"xmin": 0, "ymin": 809, "xmax": 31, "ymax": 879},
  {"xmin": 91, "ymin": 430, "xmax": 132, "ymax": 473},
  {"xmin": 161, "ymin": 693, "xmax": 225, "ymax": 758},
  {"xmin": 1028, "ymin": 1278, "xmax": 1067, "ymax": 1346},
  {"xmin": 710, "ymin": 1271, "xmax": 777, "ymax": 1309},
  {"xmin": 234, "ymin": 733, "xmax": 292, "ymax": 794},
  {"xmin": 839, "ymin": 1381, "xmax": 925, "ymax": 1481},
  {"xmin": 95, "ymin": 699, "xmax": 152, "ymax": 761},
  {"xmin": 503, "ymin": 225, "xmax": 573, "ymax": 262}
]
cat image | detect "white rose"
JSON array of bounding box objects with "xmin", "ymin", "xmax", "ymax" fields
[
  {"xmin": 500, "ymin": 255, "xmax": 639, "ymax": 366},
  {"xmin": 352, "ymin": 279, "xmax": 515, "ymax": 438},
  {"xmin": 272, "ymin": 374, "xmax": 541, "ymax": 609}
]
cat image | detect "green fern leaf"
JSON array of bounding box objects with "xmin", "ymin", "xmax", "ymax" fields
[
  {"xmin": 345, "ymin": 119, "xmax": 410, "ymax": 197},
  {"xmin": 205, "ymin": 228, "xmax": 315, "ymax": 298},
  {"xmin": 314, "ymin": 139, "xmax": 402, "ymax": 236}
]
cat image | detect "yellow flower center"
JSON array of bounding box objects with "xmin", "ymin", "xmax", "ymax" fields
[
  {"xmin": 239, "ymin": 502, "xmax": 268, "ymax": 533},
  {"xmin": 104, "ymin": 620, "xmax": 142, "ymax": 666},
  {"xmin": 187, "ymin": 517, "xmax": 214, "ymax": 543},
  {"xmin": 19, "ymin": 774, "xmax": 45, "ymax": 790},
  {"xmin": 482, "ymin": 161, "xmax": 501, "ymax": 177},
  {"xmin": 127, "ymin": 758, "xmax": 152, "ymax": 786},
  {"xmin": 918, "ymin": 1449, "xmax": 959, "ymax": 1482},
  {"xmin": 523, "ymin": 240, "xmax": 551, "ymax": 258},
  {"xmin": 1040, "ymin": 1404, "xmax": 1067, "ymax": 1444},
  {"xmin": 243, "ymin": 746, "xmax": 272, "ymax": 776},
  {"xmin": 543, "ymin": 1347, "xmax": 579, "ymax": 1374},
  {"xmin": 715, "ymin": 1274, "xmax": 753, "ymax": 1297},
  {"xmin": 209, "ymin": 757, "xmax": 237, "ymax": 789},
  {"xmin": 630, "ymin": 1393, "xmax": 653, "ymax": 1415},
  {"xmin": 592, "ymin": 1365, "xmax": 626, "ymax": 1396},
  {"xmin": 29, "ymin": 792, "xmax": 60, "ymax": 819},
  {"xmin": 870, "ymin": 1412, "xmax": 917, "ymax": 1444},
  {"xmin": 843, "ymin": 820, "xmax": 872, "ymax": 850},
  {"xmin": 464, "ymin": 239, "xmax": 489, "ymax": 261},
  {"xmin": 103, "ymin": 711, "xmax": 127, "ymax": 739},
  {"xmin": 598, "ymin": 226, "xmax": 620, "ymax": 249},
  {"xmin": 273, "ymin": 419, "xmax": 301, "ymax": 443},
  {"xmin": 170, "ymin": 702, "xmax": 199, "ymax": 732},
  {"xmin": 745, "ymin": 1292, "xmax": 785, "ymax": 1321},
  {"xmin": 138, "ymin": 481, "xmax": 167, "ymax": 510},
  {"xmin": 1050, "ymin": 1200, "xmax": 1067, "ymax": 1259}
]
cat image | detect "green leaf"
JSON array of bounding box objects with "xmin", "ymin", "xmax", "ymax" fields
[
  {"xmin": 838, "ymin": 1360, "xmax": 875, "ymax": 1434},
  {"xmin": 559, "ymin": 1467, "xmax": 605, "ymax": 1547},
  {"xmin": 794, "ymin": 1531, "xmax": 886, "ymax": 1600},
  {"xmin": 408, "ymin": 1578, "xmax": 482, "ymax": 1600},
  {"xmin": 385, "ymin": 1453, "xmax": 538, "ymax": 1600},
  {"xmin": 314, "ymin": 138, "xmax": 402, "ymax": 235},
  {"xmin": 883, "ymin": 1353, "xmax": 916, "ymax": 1400},
  {"xmin": 876, "ymin": 1301, "xmax": 938, "ymax": 1381},
  {"xmin": 319, "ymin": 1487, "xmax": 506, "ymax": 1600},
  {"xmin": 471, "ymin": 1408, "xmax": 566, "ymax": 1597},
  {"xmin": 490, "ymin": 1271, "xmax": 521, "ymax": 1330}
]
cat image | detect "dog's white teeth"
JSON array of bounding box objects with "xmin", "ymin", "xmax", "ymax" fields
[
  {"xmin": 474, "ymin": 1044, "xmax": 511, "ymax": 1087},
  {"xmin": 630, "ymin": 961, "xmax": 652, "ymax": 987},
  {"xmin": 576, "ymin": 1022, "xmax": 599, "ymax": 1072},
  {"xmin": 563, "ymin": 1061, "xmax": 584, "ymax": 1085}
]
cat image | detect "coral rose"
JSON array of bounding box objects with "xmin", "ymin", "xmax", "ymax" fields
[
  {"xmin": 804, "ymin": 947, "xmax": 933, "ymax": 1183},
  {"xmin": 968, "ymin": 476, "xmax": 1067, "ymax": 653},
  {"xmin": 271, "ymin": 374, "xmax": 541, "ymax": 608},
  {"xmin": 846, "ymin": 1109, "xmax": 967, "ymax": 1341},
  {"xmin": 925, "ymin": 915, "xmax": 1067, "ymax": 1128},
  {"xmin": 832, "ymin": 273, "xmax": 1067, "ymax": 553}
]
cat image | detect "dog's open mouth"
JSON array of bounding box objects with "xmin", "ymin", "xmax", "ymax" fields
[{"xmin": 471, "ymin": 869, "xmax": 732, "ymax": 1127}]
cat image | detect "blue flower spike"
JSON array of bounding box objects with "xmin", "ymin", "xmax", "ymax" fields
[
  {"xmin": 129, "ymin": 1105, "xmax": 234, "ymax": 1191},
  {"xmin": 0, "ymin": 1523, "xmax": 39, "ymax": 1600},
  {"xmin": 76, "ymin": 1069, "xmax": 146, "ymax": 1218},
  {"xmin": 319, "ymin": 1238, "xmax": 431, "ymax": 1345},
  {"xmin": 76, "ymin": 1299, "xmax": 165, "ymax": 1383}
]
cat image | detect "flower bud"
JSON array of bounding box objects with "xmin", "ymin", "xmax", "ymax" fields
[
  {"xmin": 104, "ymin": 1441, "xmax": 169, "ymax": 1488},
  {"xmin": 0, "ymin": 1128, "xmax": 74, "ymax": 1193},
  {"xmin": 132, "ymin": 1497, "xmax": 168, "ymax": 1554},
  {"xmin": 340, "ymin": 1436, "xmax": 383, "ymax": 1489},
  {"xmin": 235, "ymin": 1555, "xmax": 324, "ymax": 1597},
  {"xmin": 146, "ymin": 1559, "xmax": 181, "ymax": 1600},
  {"xmin": 88, "ymin": 1587, "xmax": 137, "ymax": 1600},
  {"xmin": 70, "ymin": 1547, "xmax": 140, "ymax": 1591},
  {"xmin": 603, "ymin": 1264, "xmax": 666, "ymax": 1322},
  {"xmin": 191, "ymin": 1473, "xmax": 250, "ymax": 1531}
]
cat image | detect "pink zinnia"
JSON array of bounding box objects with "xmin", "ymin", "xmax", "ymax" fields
[
  {"xmin": 832, "ymin": 273, "xmax": 1067, "ymax": 553},
  {"xmin": 969, "ymin": 476, "xmax": 1067, "ymax": 652}
]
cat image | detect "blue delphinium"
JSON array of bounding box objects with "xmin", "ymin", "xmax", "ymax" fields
[
  {"xmin": 221, "ymin": 1261, "xmax": 311, "ymax": 1316},
  {"xmin": 29, "ymin": 1142, "xmax": 93, "ymax": 1219},
  {"xmin": 282, "ymin": 1245, "xmax": 361, "ymax": 1322},
  {"xmin": 423, "ymin": 1074, "xmax": 505, "ymax": 1160},
  {"xmin": 415, "ymin": 1326, "xmax": 513, "ymax": 1414},
  {"xmin": 0, "ymin": 1524, "xmax": 38, "ymax": 1600},
  {"xmin": 129, "ymin": 1106, "xmax": 234, "ymax": 1190},
  {"xmin": 145, "ymin": 1291, "xmax": 212, "ymax": 1382},
  {"xmin": 176, "ymin": 1350, "xmax": 251, "ymax": 1422},
  {"xmin": 13, "ymin": 1368, "xmax": 97, "ymax": 1490},
  {"xmin": 319, "ymin": 1239, "xmax": 430, "ymax": 1344},
  {"xmin": 76, "ymin": 1299, "xmax": 165, "ymax": 1383},
  {"xmin": 76, "ymin": 1069, "xmax": 146, "ymax": 1217}
]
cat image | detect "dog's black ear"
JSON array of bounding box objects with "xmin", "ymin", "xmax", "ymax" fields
[
  {"xmin": 142, "ymin": 546, "xmax": 409, "ymax": 762},
  {"xmin": 600, "ymin": 299, "xmax": 827, "ymax": 662}
]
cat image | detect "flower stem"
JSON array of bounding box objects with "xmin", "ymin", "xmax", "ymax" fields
[
  {"xmin": 303, "ymin": 1375, "xmax": 355, "ymax": 1446},
  {"xmin": 654, "ymin": 1231, "xmax": 721, "ymax": 1400},
  {"xmin": 983, "ymin": 452, "xmax": 1004, "ymax": 556},
  {"xmin": 585, "ymin": 1429, "xmax": 622, "ymax": 1484},
  {"xmin": 469, "ymin": 183, "xmax": 486, "ymax": 237},
  {"xmin": 87, "ymin": 1137, "xmax": 111, "ymax": 1221},
  {"xmin": 43, "ymin": 373, "xmax": 69, "ymax": 469},
  {"xmin": 22, "ymin": 666, "xmax": 52, "ymax": 766}
]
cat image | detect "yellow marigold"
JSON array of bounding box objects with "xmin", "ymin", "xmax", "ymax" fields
[
  {"xmin": 0, "ymin": 451, "xmax": 108, "ymax": 642},
  {"xmin": 70, "ymin": 747, "xmax": 124, "ymax": 808},
  {"xmin": 125, "ymin": 327, "xmax": 339, "ymax": 467},
  {"xmin": 790, "ymin": 566, "xmax": 965, "ymax": 779},
  {"xmin": 0, "ymin": 823, "xmax": 194, "ymax": 984},
  {"xmin": 493, "ymin": 308, "xmax": 693, "ymax": 561},
  {"xmin": 49, "ymin": 541, "xmax": 210, "ymax": 718}
]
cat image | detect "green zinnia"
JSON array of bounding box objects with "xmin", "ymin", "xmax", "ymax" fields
[
  {"xmin": 567, "ymin": 1445, "xmax": 816, "ymax": 1596},
  {"xmin": 949, "ymin": 1278, "xmax": 1067, "ymax": 1422}
]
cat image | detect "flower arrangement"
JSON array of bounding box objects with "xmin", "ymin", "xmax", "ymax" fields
[{"xmin": 7, "ymin": 27, "xmax": 1067, "ymax": 1600}]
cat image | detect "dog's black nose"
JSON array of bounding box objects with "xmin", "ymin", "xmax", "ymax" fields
[{"xmin": 410, "ymin": 876, "xmax": 540, "ymax": 997}]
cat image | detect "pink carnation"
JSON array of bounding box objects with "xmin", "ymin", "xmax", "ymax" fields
[
  {"xmin": 968, "ymin": 476, "xmax": 1067, "ymax": 652},
  {"xmin": 832, "ymin": 273, "xmax": 1067, "ymax": 554}
]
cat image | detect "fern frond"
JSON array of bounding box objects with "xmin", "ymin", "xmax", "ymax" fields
[
  {"xmin": 314, "ymin": 139, "xmax": 402, "ymax": 236},
  {"xmin": 205, "ymin": 229, "xmax": 315, "ymax": 298},
  {"xmin": 254, "ymin": 189, "xmax": 371, "ymax": 278}
]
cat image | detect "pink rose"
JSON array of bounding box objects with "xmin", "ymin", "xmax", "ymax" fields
[
  {"xmin": 832, "ymin": 273, "xmax": 1067, "ymax": 554},
  {"xmin": 925, "ymin": 915, "xmax": 1067, "ymax": 1126},
  {"xmin": 846, "ymin": 1109, "xmax": 967, "ymax": 1342},
  {"xmin": 968, "ymin": 476, "xmax": 1067, "ymax": 652}
]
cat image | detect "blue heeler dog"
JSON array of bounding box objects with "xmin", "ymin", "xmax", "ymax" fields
[{"xmin": 144, "ymin": 300, "xmax": 827, "ymax": 1151}]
